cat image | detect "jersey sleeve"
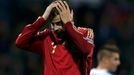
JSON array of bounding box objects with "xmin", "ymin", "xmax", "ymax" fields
[
  {"xmin": 64, "ymin": 22, "xmax": 94, "ymax": 56},
  {"xmin": 15, "ymin": 16, "xmax": 50, "ymax": 54}
]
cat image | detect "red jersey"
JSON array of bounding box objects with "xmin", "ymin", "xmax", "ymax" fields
[{"xmin": 15, "ymin": 17, "xmax": 94, "ymax": 75}]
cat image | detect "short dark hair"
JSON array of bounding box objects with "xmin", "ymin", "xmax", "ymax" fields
[{"xmin": 97, "ymin": 44, "xmax": 120, "ymax": 62}]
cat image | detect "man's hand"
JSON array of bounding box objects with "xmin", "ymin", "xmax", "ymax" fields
[
  {"xmin": 55, "ymin": 1, "xmax": 73, "ymax": 24},
  {"xmin": 42, "ymin": 2, "xmax": 56, "ymax": 20}
]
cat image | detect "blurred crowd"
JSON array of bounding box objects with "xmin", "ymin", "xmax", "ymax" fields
[{"xmin": 0, "ymin": 0, "xmax": 133, "ymax": 75}]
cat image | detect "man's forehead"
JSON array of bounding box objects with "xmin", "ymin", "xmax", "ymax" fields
[{"xmin": 52, "ymin": 15, "xmax": 61, "ymax": 23}]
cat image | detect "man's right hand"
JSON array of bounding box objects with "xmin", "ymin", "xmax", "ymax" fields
[{"xmin": 42, "ymin": 2, "xmax": 56, "ymax": 20}]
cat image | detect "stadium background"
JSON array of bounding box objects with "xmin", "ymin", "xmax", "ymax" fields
[{"xmin": 0, "ymin": 0, "xmax": 133, "ymax": 75}]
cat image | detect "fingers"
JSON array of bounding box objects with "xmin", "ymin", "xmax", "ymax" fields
[
  {"xmin": 55, "ymin": 1, "xmax": 70, "ymax": 12},
  {"xmin": 46, "ymin": 2, "xmax": 56, "ymax": 11},
  {"xmin": 71, "ymin": 10, "xmax": 74, "ymax": 20},
  {"xmin": 59, "ymin": 1, "xmax": 66, "ymax": 10},
  {"xmin": 56, "ymin": 2, "xmax": 63, "ymax": 12},
  {"xmin": 63, "ymin": 1, "xmax": 70, "ymax": 12},
  {"xmin": 55, "ymin": 4, "xmax": 61, "ymax": 13}
]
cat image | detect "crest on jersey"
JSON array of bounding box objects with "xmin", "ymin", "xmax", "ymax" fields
[{"xmin": 83, "ymin": 28, "xmax": 94, "ymax": 44}]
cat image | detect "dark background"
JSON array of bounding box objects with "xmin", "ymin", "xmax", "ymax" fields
[{"xmin": 0, "ymin": 0, "xmax": 134, "ymax": 75}]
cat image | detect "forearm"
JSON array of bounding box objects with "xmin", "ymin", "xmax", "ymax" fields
[
  {"xmin": 64, "ymin": 22, "xmax": 94, "ymax": 55},
  {"xmin": 15, "ymin": 16, "xmax": 46, "ymax": 48}
]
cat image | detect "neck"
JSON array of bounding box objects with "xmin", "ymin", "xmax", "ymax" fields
[
  {"xmin": 54, "ymin": 30, "xmax": 67, "ymax": 42},
  {"xmin": 97, "ymin": 62, "xmax": 109, "ymax": 70}
]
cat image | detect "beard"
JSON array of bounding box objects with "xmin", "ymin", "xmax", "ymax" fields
[{"xmin": 54, "ymin": 29, "xmax": 67, "ymax": 41}]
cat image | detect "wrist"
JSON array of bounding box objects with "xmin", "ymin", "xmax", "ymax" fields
[
  {"xmin": 42, "ymin": 14, "xmax": 47, "ymax": 20},
  {"xmin": 64, "ymin": 20, "xmax": 71, "ymax": 24},
  {"xmin": 64, "ymin": 20, "xmax": 73, "ymax": 25}
]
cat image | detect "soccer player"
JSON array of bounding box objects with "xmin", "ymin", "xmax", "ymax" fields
[
  {"xmin": 90, "ymin": 44, "xmax": 120, "ymax": 75},
  {"xmin": 16, "ymin": 1, "xmax": 94, "ymax": 75}
]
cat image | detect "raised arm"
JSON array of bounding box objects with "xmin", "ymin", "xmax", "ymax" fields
[
  {"xmin": 16, "ymin": 2, "xmax": 56, "ymax": 54},
  {"xmin": 64, "ymin": 23, "xmax": 94, "ymax": 55},
  {"xmin": 15, "ymin": 17, "xmax": 49, "ymax": 54},
  {"xmin": 55, "ymin": 1, "xmax": 94, "ymax": 56}
]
